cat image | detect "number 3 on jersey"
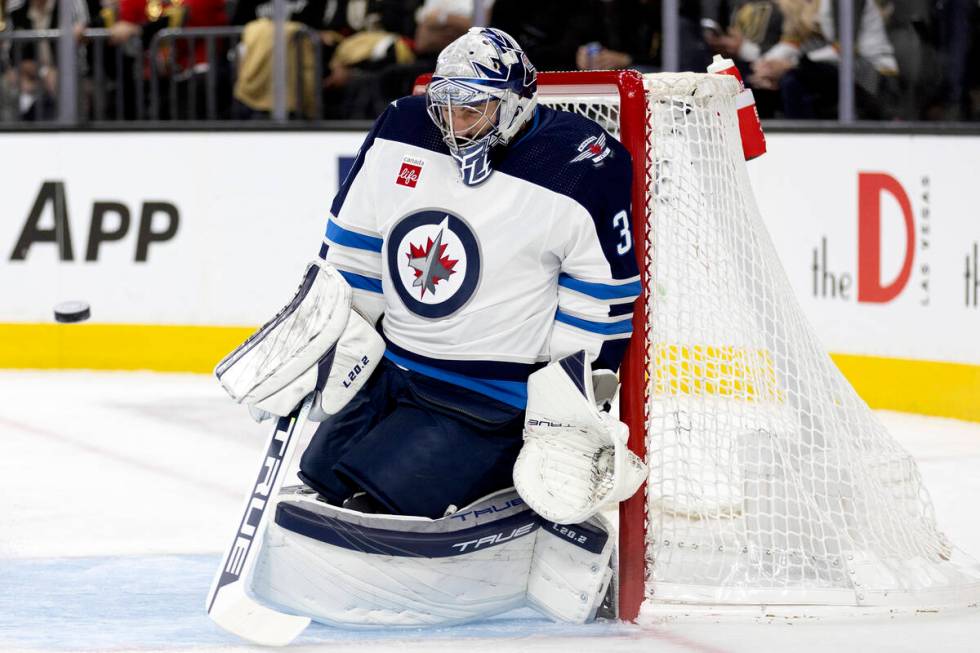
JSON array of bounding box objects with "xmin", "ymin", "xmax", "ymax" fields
[{"xmin": 613, "ymin": 210, "xmax": 632, "ymax": 255}]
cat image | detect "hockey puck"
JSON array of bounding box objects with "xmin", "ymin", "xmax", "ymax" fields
[{"xmin": 54, "ymin": 301, "xmax": 91, "ymax": 323}]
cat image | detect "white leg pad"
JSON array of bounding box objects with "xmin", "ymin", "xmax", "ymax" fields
[
  {"xmin": 248, "ymin": 489, "xmax": 537, "ymax": 627},
  {"xmin": 526, "ymin": 514, "xmax": 615, "ymax": 623}
]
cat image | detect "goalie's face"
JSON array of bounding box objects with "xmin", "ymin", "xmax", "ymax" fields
[
  {"xmin": 443, "ymin": 100, "xmax": 500, "ymax": 141},
  {"xmin": 426, "ymin": 82, "xmax": 503, "ymax": 152}
]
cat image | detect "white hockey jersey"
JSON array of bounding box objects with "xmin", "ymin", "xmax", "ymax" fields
[{"xmin": 319, "ymin": 96, "xmax": 639, "ymax": 409}]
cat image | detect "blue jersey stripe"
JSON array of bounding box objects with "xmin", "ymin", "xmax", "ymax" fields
[
  {"xmin": 555, "ymin": 310, "xmax": 633, "ymax": 336},
  {"xmin": 384, "ymin": 336, "xmax": 544, "ymax": 381},
  {"xmin": 383, "ymin": 350, "xmax": 528, "ymax": 409},
  {"xmin": 558, "ymin": 273, "xmax": 641, "ymax": 300},
  {"xmin": 326, "ymin": 219, "xmax": 384, "ymax": 253},
  {"xmin": 338, "ymin": 270, "xmax": 382, "ymax": 293}
]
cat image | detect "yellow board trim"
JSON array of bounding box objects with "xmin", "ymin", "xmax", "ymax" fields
[
  {"xmin": 0, "ymin": 323, "xmax": 253, "ymax": 373},
  {"xmin": 1, "ymin": 324, "xmax": 978, "ymax": 422},
  {"xmin": 830, "ymin": 353, "xmax": 980, "ymax": 423}
]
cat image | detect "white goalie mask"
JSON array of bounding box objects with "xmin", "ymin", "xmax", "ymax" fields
[{"xmin": 426, "ymin": 27, "xmax": 538, "ymax": 186}]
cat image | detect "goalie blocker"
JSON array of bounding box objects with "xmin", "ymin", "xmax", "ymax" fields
[{"xmin": 214, "ymin": 260, "xmax": 385, "ymax": 421}]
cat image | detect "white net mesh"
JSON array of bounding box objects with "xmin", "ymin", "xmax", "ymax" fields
[{"xmin": 539, "ymin": 72, "xmax": 980, "ymax": 611}]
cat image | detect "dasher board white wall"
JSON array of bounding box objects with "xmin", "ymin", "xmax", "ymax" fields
[{"xmin": 1, "ymin": 131, "xmax": 977, "ymax": 419}]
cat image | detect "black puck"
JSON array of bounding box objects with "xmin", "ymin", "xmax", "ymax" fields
[{"xmin": 54, "ymin": 301, "xmax": 91, "ymax": 323}]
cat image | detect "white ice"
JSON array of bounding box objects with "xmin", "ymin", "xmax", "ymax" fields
[{"xmin": 1, "ymin": 371, "xmax": 978, "ymax": 653}]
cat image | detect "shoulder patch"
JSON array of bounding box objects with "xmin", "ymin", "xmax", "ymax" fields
[{"xmin": 570, "ymin": 132, "xmax": 612, "ymax": 166}]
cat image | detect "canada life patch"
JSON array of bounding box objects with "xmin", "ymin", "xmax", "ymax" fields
[{"xmin": 396, "ymin": 156, "xmax": 424, "ymax": 188}]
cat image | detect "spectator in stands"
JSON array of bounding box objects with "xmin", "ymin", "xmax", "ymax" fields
[
  {"xmin": 233, "ymin": 19, "xmax": 325, "ymax": 119},
  {"xmin": 230, "ymin": 0, "xmax": 329, "ymax": 119},
  {"xmin": 933, "ymin": 0, "xmax": 976, "ymax": 121},
  {"xmin": 374, "ymin": 0, "xmax": 474, "ymax": 108},
  {"xmin": 413, "ymin": 0, "xmax": 472, "ymax": 55},
  {"xmin": 0, "ymin": 10, "xmax": 16, "ymax": 121},
  {"xmin": 701, "ymin": 1, "xmax": 788, "ymax": 117},
  {"xmin": 574, "ymin": 0, "xmax": 661, "ymax": 72},
  {"xmin": 319, "ymin": 0, "xmax": 420, "ymax": 118},
  {"xmin": 490, "ymin": 0, "xmax": 604, "ymax": 71},
  {"xmin": 232, "ymin": 0, "xmax": 328, "ymax": 30},
  {"xmin": 106, "ymin": 0, "xmax": 228, "ymax": 119},
  {"xmin": 491, "ymin": 0, "xmax": 696, "ymax": 71},
  {"xmin": 107, "ymin": 0, "xmax": 227, "ymax": 56},
  {"xmin": 875, "ymin": 0, "xmax": 939, "ymax": 120},
  {"xmin": 669, "ymin": 0, "xmax": 713, "ymax": 71},
  {"xmin": 743, "ymin": 0, "xmax": 900, "ymax": 119},
  {"xmin": 3, "ymin": 0, "xmax": 96, "ymax": 119}
]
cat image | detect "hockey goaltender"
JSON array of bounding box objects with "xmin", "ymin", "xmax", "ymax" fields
[{"xmin": 206, "ymin": 27, "xmax": 646, "ymax": 645}]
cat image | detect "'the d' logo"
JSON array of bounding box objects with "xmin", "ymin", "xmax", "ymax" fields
[{"xmin": 857, "ymin": 172, "xmax": 915, "ymax": 303}]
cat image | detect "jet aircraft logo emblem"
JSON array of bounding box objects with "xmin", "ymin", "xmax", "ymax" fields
[{"xmin": 406, "ymin": 218, "xmax": 459, "ymax": 298}]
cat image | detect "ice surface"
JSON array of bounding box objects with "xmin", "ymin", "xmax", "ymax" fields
[{"xmin": 1, "ymin": 371, "xmax": 978, "ymax": 652}]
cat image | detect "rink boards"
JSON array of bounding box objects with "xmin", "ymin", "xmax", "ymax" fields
[{"xmin": 1, "ymin": 130, "xmax": 978, "ymax": 420}]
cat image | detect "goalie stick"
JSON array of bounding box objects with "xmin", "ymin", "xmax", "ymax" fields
[{"xmin": 206, "ymin": 395, "xmax": 315, "ymax": 646}]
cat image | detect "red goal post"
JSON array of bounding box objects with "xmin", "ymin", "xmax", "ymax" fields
[
  {"xmin": 524, "ymin": 71, "xmax": 650, "ymax": 621},
  {"xmin": 414, "ymin": 70, "xmax": 650, "ymax": 619}
]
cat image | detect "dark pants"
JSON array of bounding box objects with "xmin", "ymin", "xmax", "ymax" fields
[
  {"xmin": 299, "ymin": 358, "xmax": 525, "ymax": 519},
  {"xmin": 780, "ymin": 59, "xmax": 841, "ymax": 120},
  {"xmin": 780, "ymin": 58, "xmax": 901, "ymax": 120}
]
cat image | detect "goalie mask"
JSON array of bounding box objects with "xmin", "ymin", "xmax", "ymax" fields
[{"xmin": 426, "ymin": 27, "xmax": 538, "ymax": 186}]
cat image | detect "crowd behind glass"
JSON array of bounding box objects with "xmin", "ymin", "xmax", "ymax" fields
[{"xmin": 0, "ymin": 0, "xmax": 976, "ymax": 123}]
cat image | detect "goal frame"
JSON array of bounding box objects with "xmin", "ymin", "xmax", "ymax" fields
[{"xmin": 416, "ymin": 70, "xmax": 654, "ymax": 621}]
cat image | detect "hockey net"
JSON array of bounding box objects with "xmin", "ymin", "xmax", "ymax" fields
[{"xmin": 536, "ymin": 70, "xmax": 980, "ymax": 620}]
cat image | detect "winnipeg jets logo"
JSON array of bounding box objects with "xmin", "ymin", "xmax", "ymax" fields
[
  {"xmin": 388, "ymin": 209, "xmax": 482, "ymax": 319},
  {"xmin": 571, "ymin": 133, "xmax": 611, "ymax": 165},
  {"xmin": 406, "ymin": 218, "xmax": 459, "ymax": 298}
]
